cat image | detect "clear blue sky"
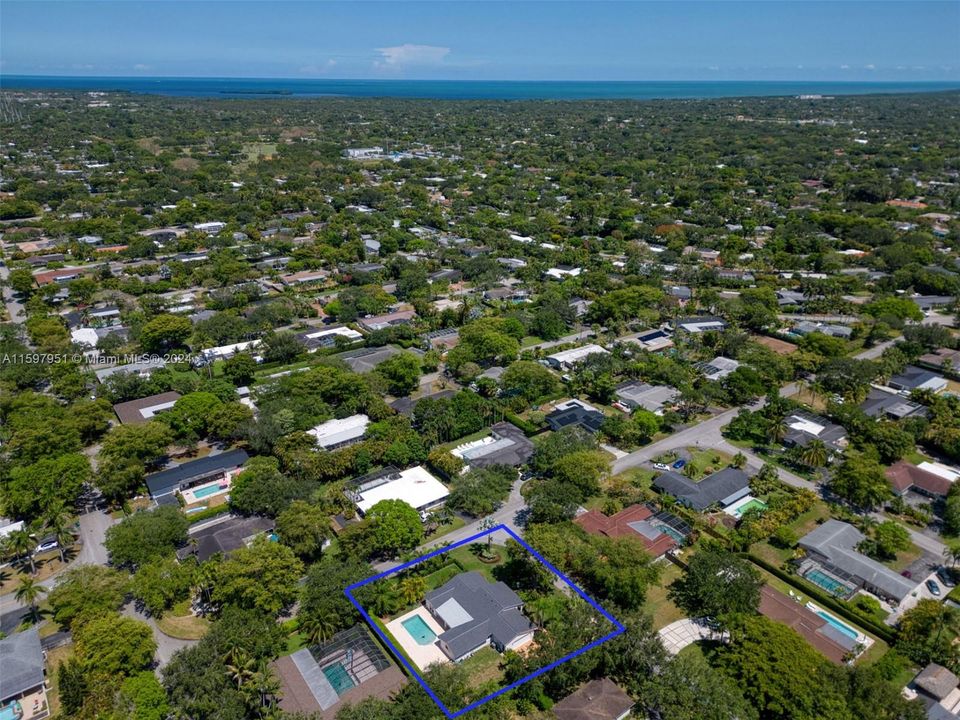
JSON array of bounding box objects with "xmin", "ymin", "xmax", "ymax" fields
[{"xmin": 2, "ymin": 1, "xmax": 958, "ymax": 81}]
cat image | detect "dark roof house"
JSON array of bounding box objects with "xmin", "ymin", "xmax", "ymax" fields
[
  {"xmin": 553, "ymin": 678, "xmax": 634, "ymax": 720},
  {"xmin": 176, "ymin": 515, "xmax": 275, "ymax": 562},
  {"xmin": 113, "ymin": 391, "xmax": 182, "ymax": 425},
  {"xmin": 424, "ymin": 572, "xmax": 535, "ymax": 661},
  {"xmin": 545, "ymin": 400, "xmax": 606, "ymax": 434},
  {"xmin": 0, "ymin": 628, "xmax": 45, "ymax": 705},
  {"xmin": 146, "ymin": 449, "xmax": 249, "ymax": 504},
  {"xmin": 652, "ymin": 467, "xmax": 751, "ymax": 512}
]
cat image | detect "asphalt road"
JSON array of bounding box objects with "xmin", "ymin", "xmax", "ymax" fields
[{"xmin": 0, "ymin": 264, "xmax": 27, "ymax": 324}]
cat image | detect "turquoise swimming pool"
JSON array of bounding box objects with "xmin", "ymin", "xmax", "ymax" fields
[
  {"xmin": 815, "ymin": 610, "xmax": 859, "ymax": 640},
  {"xmin": 322, "ymin": 662, "xmax": 356, "ymax": 695},
  {"xmin": 401, "ymin": 614, "xmax": 437, "ymax": 645},
  {"xmin": 805, "ymin": 569, "xmax": 853, "ymax": 597},
  {"xmin": 0, "ymin": 702, "xmax": 21, "ymax": 720},
  {"xmin": 191, "ymin": 483, "xmax": 225, "ymax": 499}
]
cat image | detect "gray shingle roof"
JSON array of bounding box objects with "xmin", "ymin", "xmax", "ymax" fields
[
  {"xmin": 425, "ymin": 572, "xmax": 533, "ymax": 659},
  {"xmin": 0, "ymin": 628, "xmax": 44, "ymax": 702},
  {"xmin": 652, "ymin": 467, "xmax": 750, "ymax": 511},
  {"xmin": 799, "ymin": 519, "xmax": 916, "ymax": 602}
]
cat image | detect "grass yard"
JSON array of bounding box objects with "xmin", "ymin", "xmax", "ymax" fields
[
  {"xmin": 888, "ymin": 541, "xmax": 923, "ymax": 573},
  {"xmin": 444, "ymin": 543, "xmax": 507, "ymax": 581},
  {"xmin": 156, "ymin": 612, "xmax": 211, "ymax": 640},
  {"xmin": 521, "ymin": 335, "xmax": 545, "ymax": 348},
  {"xmin": 0, "ymin": 547, "xmax": 76, "ymax": 593},
  {"xmin": 786, "ymin": 385, "xmax": 828, "ymax": 412},
  {"xmin": 423, "ymin": 516, "xmax": 467, "ymax": 543},
  {"xmin": 460, "ymin": 646, "xmax": 505, "ymax": 689},
  {"xmin": 423, "ymin": 562, "xmax": 463, "ymax": 591},
  {"xmin": 45, "ymin": 643, "xmax": 74, "ymax": 717},
  {"xmin": 155, "ymin": 600, "xmax": 211, "ymax": 640},
  {"xmin": 645, "ymin": 562, "xmax": 686, "ymax": 630},
  {"xmin": 904, "ymin": 449, "xmax": 933, "ymax": 465},
  {"xmin": 686, "ymin": 448, "xmax": 735, "ymax": 480}
]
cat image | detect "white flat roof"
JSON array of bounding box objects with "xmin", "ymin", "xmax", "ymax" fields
[
  {"xmin": 355, "ymin": 466, "xmax": 449, "ymax": 515},
  {"xmin": 547, "ymin": 344, "xmax": 609, "ymax": 364},
  {"xmin": 304, "ymin": 327, "xmax": 362, "ymax": 341},
  {"xmin": 918, "ymin": 461, "xmax": 960, "ymax": 482},
  {"xmin": 787, "ymin": 416, "xmax": 826, "ymax": 436},
  {"xmin": 140, "ymin": 400, "xmax": 178, "ymax": 419},
  {"xmin": 307, "ymin": 414, "xmax": 369, "ymax": 449},
  {"xmin": 202, "ymin": 339, "xmax": 261, "ymax": 358}
]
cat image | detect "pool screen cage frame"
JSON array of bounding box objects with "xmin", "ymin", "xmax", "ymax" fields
[{"xmin": 309, "ymin": 624, "xmax": 392, "ymax": 675}]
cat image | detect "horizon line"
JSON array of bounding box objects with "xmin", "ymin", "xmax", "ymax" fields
[{"xmin": 3, "ymin": 74, "xmax": 959, "ymax": 85}]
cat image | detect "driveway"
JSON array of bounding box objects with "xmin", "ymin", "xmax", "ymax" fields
[
  {"xmin": 123, "ymin": 602, "xmax": 199, "ymax": 667},
  {"xmin": 73, "ymin": 509, "xmax": 115, "ymax": 567},
  {"xmin": 658, "ymin": 617, "xmax": 728, "ymax": 655}
]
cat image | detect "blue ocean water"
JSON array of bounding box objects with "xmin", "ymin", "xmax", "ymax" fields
[{"xmin": 1, "ymin": 76, "xmax": 957, "ymax": 100}]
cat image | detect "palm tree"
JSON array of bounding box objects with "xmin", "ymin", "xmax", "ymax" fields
[
  {"xmin": 398, "ymin": 576, "xmax": 426, "ymax": 606},
  {"xmin": 246, "ymin": 659, "xmax": 282, "ymax": 715},
  {"xmin": 945, "ymin": 545, "xmax": 960, "ymax": 568},
  {"xmin": 6, "ymin": 529, "xmax": 35, "ymax": 574},
  {"xmin": 767, "ymin": 414, "xmax": 788, "ymax": 445},
  {"xmin": 14, "ymin": 575, "xmax": 45, "ymax": 622},
  {"xmin": 800, "ymin": 439, "xmax": 828, "ymax": 469},
  {"xmin": 731, "ymin": 452, "xmax": 747, "ymax": 469},
  {"xmin": 299, "ymin": 612, "xmax": 339, "ymax": 646},
  {"xmin": 43, "ymin": 503, "xmax": 76, "ymax": 563},
  {"xmin": 225, "ymin": 647, "xmax": 256, "ymax": 690}
]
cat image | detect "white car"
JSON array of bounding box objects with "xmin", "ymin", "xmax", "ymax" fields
[
  {"xmin": 34, "ymin": 538, "xmax": 59, "ymax": 554},
  {"xmin": 653, "ymin": 462, "xmax": 669, "ymax": 470}
]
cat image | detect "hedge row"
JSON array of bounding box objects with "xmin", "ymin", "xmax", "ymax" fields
[{"xmin": 185, "ymin": 504, "xmax": 233, "ymax": 525}]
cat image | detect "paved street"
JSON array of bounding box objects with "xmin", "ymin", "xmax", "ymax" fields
[{"xmin": 0, "ymin": 263, "xmax": 27, "ymax": 324}]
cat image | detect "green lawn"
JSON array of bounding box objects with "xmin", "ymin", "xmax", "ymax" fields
[
  {"xmin": 888, "ymin": 541, "xmax": 923, "ymax": 573},
  {"xmin": 645, "ymin": 562, "xmax": 686, "ymax": 630},
  {"xmin": 459, "ymin": 646, "xmax": 505, "ymax": 689},
  {"xmin": 423, "ymin": 562, "xmax": 463, "ymax": 591},
  {"xmin": 423, "ymin": 516, "xmax": 467, "ymax": 543},
  {"xmin": 687, "ymin": 448, "xmax": 735, "ymax": 480},
  {"xmin": 444, "ymin": 543, "xmax": 507, "ymax": 581}
]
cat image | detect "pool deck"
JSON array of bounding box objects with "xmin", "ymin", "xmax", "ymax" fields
[
  {"xmin": 385, "ymin": 607, "xmax": 448, "ymax": 670},
  {"xmin": 180, "ymin": 478, "xmax": 231, "ymax": 505}
]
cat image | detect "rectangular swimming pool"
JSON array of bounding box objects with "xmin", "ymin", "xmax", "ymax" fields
[
  {"xmin": 401, "ymin": 614, "xmax": 437, "ymax": 645},
  {"xmin": 0, "ymin": 703, "xmax": 21, "ymax": 720},
  {"xmin": 191, "ymin": 483, "xmax": 225, "ymax": 499},
  {"xmin": 815, "ymin": 610, "xmax": 859, "ymax": 641},
  {"xmin": 321, "ymin": 662, "xmax": 356, "ymax": 695},
  {"xmin": 805, "ymin": 569, "xmax": 853, "ymax": 597},
  {"xmin": 734, "ymin": 499, "xmax": 768, "ymax": 517}
]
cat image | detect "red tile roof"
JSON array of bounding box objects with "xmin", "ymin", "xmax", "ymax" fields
[
  {"xmin": 574, "ymin": 504, "xmax": 677, "ymax": 557},
  {"xmin": 886, "ymin": 461, "xmax": 952, "ymax": 497}
]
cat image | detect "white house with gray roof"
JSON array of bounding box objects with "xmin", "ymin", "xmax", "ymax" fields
[
  {"xmin": 798, "ymin": 519, "xmax": 916, "ymax": 603},
  {"xmin": 424, "ymin": 572, "xmax": 535, "ymax": 662}
]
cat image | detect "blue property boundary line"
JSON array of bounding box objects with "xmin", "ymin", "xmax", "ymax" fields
[{"xmin": 344, "ymin": 523, "xmax": 626, "ymax": 719}]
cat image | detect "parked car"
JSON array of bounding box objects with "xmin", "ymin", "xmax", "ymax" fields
[
  {"xmin": 937, "ymin": 567, "xmax": 955, "ymax": 586},
  {"xmin": 901, "ymin": 570, "xmax": 912, "ymax": 579},
  {"xmin": 672, "ymin": 458, "xmax": 687, "ymax": 470},
  {"xmin": 34, "ymin": 537, "xmax": 59, "ymax": 554},
  {"xmin": 926, "ymin": 579, "xmax": 942, "ymax": 597},
  {"xmin": 653, "ymin": 463, "xmax": 669, "ymax": 471}
]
